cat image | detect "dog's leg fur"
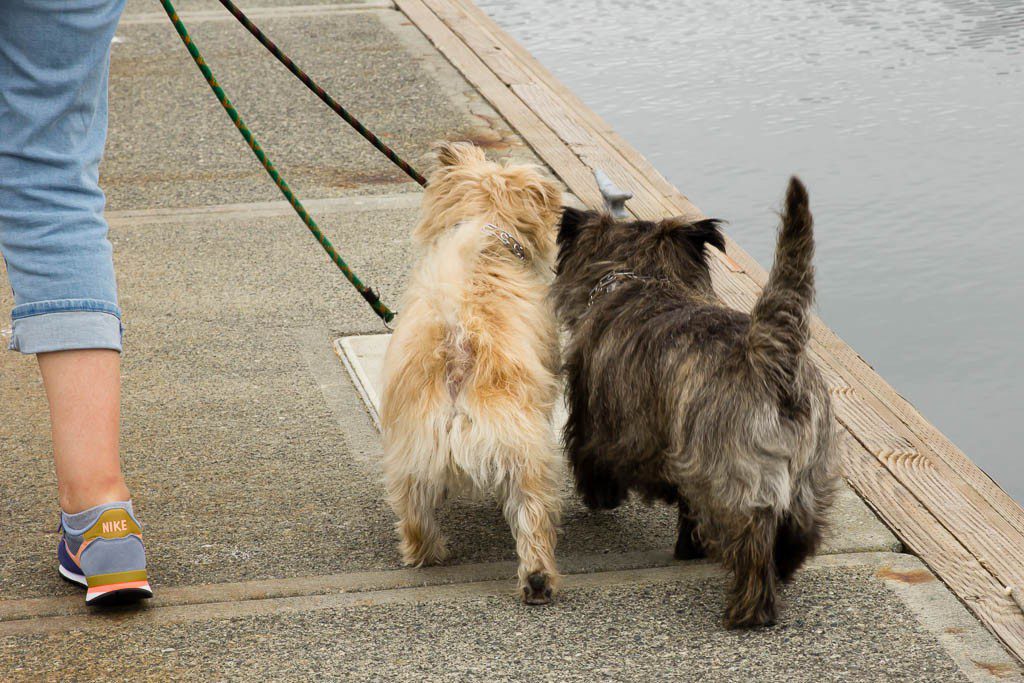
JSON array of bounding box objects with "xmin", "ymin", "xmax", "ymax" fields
[
  {"xmin": 501, "ymin": 452, "xmax": 561, "ymax": 605},
  {"xmin": 674, "ymin": 499, "xmax": 706, "ymax": 560},
  {"xmin": 773, "ymin": 513, "xmax": 819, "ymax": 583},
  {"xmin": 388, "ymin": 474, "xmax": 448, "ymax": 567},
  {"xmin": 721, "ymin": 509, "xmax": 779, "ymax": 628},
  {"xmin": 574, "ymin": 458, "xmax": 628, "ymax": 511},
  {"xmin": 774, "ymin": 476, "xmax": 832, "ymax": 582}
]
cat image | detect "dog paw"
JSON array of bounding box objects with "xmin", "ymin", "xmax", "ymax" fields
[
  {"xmin": 673, "ymin": 534, "xmax": 707, "ymax": 561},
  {"xmin": 581, "ymin": 488, "xmax": 625, "ymax": 511},
  {"xmin": 399, "ymin": 539, "xmax": 448, "ymax": 567},
  {"xmin": 724, "ymin": 604, "xmax": 778, "ymax": 629},
  {"xmin": 521, "ymin": 572, "xmax": 554, "ymax": 606}
]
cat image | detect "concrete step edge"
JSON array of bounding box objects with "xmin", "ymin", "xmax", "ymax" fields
[
  {"xmin": 120, "ymin": 1, "xmax": 396, "ymax": 26},
  {"xmin": 105, "ymin": 192, "xmax": 423, "ymax": 226},
  {"xmin": 0, "ymin": 549, "xmax": 903, "ymax": 627}
]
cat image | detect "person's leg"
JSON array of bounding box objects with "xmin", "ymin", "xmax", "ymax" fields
[
  {"xmin": 0, "ymin": 0, "xmax": 149, "ymax": 605},
  {"xmin": 38, "ymin": 350, "xmax": 129, "ymax": 513},
  {"xmin": 0, "ymin": 0, "xmax": 129, "ymax": 508}
]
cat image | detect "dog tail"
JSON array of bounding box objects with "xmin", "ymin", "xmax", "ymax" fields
[{"xmin": 746, "ymin": 176, "xmax": 815, "ymax": 392}]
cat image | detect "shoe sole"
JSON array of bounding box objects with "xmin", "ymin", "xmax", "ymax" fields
[
  {"xmin": 59, "ymin": 565, "xmax": 153, "ymax": 606},
  {"xmin": 58, "ymin": 564, "xmax": 88, "ymax": 587},
  {"xmin": 85, "ymin": 585, "xmax": 154, "ymax": 606}
]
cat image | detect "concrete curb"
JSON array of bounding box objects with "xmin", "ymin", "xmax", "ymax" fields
[{"xmin": 120, "ymin": 1, "xmax": 396, "ymax": 25}]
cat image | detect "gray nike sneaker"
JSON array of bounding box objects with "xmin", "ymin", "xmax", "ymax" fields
[{"xmin": 58, "ymin": 502, "xmax": 153, "ymax": 605}]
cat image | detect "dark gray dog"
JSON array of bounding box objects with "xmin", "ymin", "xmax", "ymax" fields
[{"xmin": 553, "ymin": 178, "xmax": 837, "ymax": 628}]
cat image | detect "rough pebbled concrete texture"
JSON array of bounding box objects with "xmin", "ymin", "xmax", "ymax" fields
[
  {"xmin": 104, "ymin": 8, "xmax": 527, "ymax": 210},
  {"xmin": 0, "ymin": 566, "xmax": 971, "ymax": 682},
  {"xmin": 125, "ymin": 0, "xmax": 369, "ymax": 15}
]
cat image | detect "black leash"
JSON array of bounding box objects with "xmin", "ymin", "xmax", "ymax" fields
[{"xmin": 216, "ymin": 0, "xmax": 429, "ymax": 187}]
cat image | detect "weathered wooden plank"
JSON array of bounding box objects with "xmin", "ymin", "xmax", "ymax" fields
[
  {"xmin": 833, "ymin": 386, "xmax": 1024, "ymax": 596},
  {"xmin": 418, "ymin": 0, "xmax": 535, "ymax": 86},
  {"xmin": 819, "ymin": 331, "xmax": 1024, "ymax": 589},
  {"xmin": 393, "ymin": 0, "xmax": 605, "ymax": 210},
  {"xmin": 817, "ymin": 320, "xmax": 1024, "ymax": 538},
  {"xmin": 421, "ymin": 0, "xmax": 683, "ymax": 223},
  {"xmin": 835, "ymin": 391, "xmax": 920, "ymax": 461},
  {"xmin": 510, "ymin": 83, "xmax": 668, "ymax": 220},
  {"xmin": 808, "ymin": 346, "xmax": 854, "ymax": 393},
  {"xmin": 841, "ymin": 432, "xmax": 1024, "ymax": 657}
]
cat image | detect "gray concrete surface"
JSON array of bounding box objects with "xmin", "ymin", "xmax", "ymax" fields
[
  {"xmin": 0, "ymin": 1, "xmax": 1018, "ymax": 679},
  {"xmin": 104, "ymin": 5, "xmax": 530, "ymax": 210},
  {"xmin": 1, "ymin": 555, "xmax": 1017, "ymax": 682}
]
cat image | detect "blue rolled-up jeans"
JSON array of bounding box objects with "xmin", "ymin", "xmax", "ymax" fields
[{"xmin": 0, "ymin": 0, "xmax": 127, "ymax": 354}]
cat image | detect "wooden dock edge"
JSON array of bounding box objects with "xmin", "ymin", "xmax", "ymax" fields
[{"xmin": 393, "ymin": 0, "xmax": 1024, "ymax": 660}]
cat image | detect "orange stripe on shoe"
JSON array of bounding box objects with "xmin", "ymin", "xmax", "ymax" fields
[
  {"xmin": 67, "ymin": 538, "xmax": 92, "ymax": 566},
  {"xmin": 86, "ymin": 580, "xmax": 151, "ymax": 596}
]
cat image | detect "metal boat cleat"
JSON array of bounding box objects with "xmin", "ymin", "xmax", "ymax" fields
[{"xmin": 594, "ymin": 168, "xmax": 633, "ymax": 219}]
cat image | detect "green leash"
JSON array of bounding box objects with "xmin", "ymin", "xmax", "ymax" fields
[{"xmin": 158, "ymin": 0, "xmax": 396, "ymax": 324}]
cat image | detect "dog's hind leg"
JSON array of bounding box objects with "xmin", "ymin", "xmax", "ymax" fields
[
  {"xmin": 720, "ymin": 508, "xmax": 779, "ymax": 628},
  {"xmin": 501, "ymin": 449, "xmax": 562, "ymax": 605},
  {"xmin": 387, "ymin": 474, "xmax": 448, "ymax": 567},
  {"xmin": 774, "ymin": 475, "xmax": 833, "ymax": 582},
  {"xmin": 575, "ymin": 462, "xmax": 628, "ymax": 511},
  {"xmin": 674, "ymin": 499, "xmax": 707, "ymax": 560},
  {"xmin": 773, "ymin": 512, "xmax": 821, "ymax": 583}
]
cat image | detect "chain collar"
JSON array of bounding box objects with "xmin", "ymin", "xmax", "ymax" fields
[
  {"xmin": 587, "ymin": 271, "xmax": 666, "ymax": 307},
  {"xmin": 481, "ymin": 223, "xmax": 526, "ymax": 261}
]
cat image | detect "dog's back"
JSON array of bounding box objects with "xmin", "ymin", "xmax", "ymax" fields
[{"xmin": 382, "ymin": 221, "xmax": 559, "ymax": 488}]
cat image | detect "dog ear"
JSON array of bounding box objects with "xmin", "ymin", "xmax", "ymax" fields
[
  {"xmin": 686, "ymin": 219, "xmax": 726, "ymax": 254},
  {"xmin": 525, "ymin": 177, "xmax": 563, "ymax": 216},
  {"xmin": 435, "ymin": 141, "xmax": 485, "ymax": 167},
  {"xmin": 559, "ymin": 206, "xmax": 598, "ymax": 246},
  {"xmin": 660, "ymin": 218, "xmax": 726, "ymax": 261}
]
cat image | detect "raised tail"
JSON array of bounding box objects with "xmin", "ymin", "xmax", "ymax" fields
[{"xmin": 746, "ymin": 176, "xmax": 815, "ymax": 394}]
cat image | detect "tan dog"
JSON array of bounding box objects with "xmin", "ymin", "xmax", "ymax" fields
[{"xmin": 380, "ymin": 142, "xmax": 564, "ymax": 604}]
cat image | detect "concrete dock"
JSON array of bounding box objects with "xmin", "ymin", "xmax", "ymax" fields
[{"xmin": 1, "ymin": 0, "xmax": 1022, "ymax": 679}]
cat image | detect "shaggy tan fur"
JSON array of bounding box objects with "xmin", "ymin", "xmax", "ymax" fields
[{"xmin": 380, "ymin": 142, "xmax": 564, "ymax": 604}]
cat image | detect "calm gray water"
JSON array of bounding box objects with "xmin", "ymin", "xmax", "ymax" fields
[{"xmin": 477, "ymin": 0, "xmax": 1024, "ymax": 500}]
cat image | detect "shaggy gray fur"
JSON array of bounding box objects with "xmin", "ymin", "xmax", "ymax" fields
[{"xmin": 553, "ymin": 177, "xmax": 838, "ymax": 628}]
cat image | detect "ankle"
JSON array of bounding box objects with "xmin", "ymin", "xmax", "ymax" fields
[{"xmin": 59, "ymin": 478, "xmax": 131, "ymax": 514}]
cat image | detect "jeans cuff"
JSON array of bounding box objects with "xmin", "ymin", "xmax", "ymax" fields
[{"xmin": 9, "ymin": 300, "xmax": 123, "ymax": 354}]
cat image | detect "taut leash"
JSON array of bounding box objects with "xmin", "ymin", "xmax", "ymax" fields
[
  {"xmin": 158, "ymin": 0, "xmax": 396, "ymax": 324},
  {"xmin": 214, "ymin": 0, "xmax": 428, "ymax": 187}
]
